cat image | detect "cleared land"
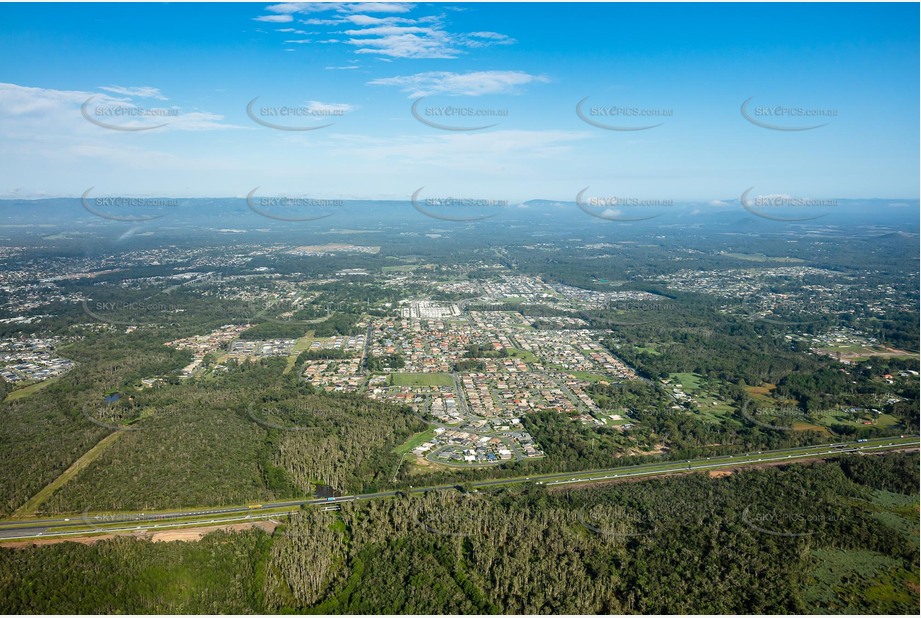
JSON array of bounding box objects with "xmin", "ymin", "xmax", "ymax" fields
[
  {"xmin": 3, "ymin": 378, "xmax": 60, "ymax": 402},
  {"xmin": 388, "ymin": 373, "xmax": 454, "ymax": 387},
  {"xmin": 392, "ymin": 426, "xmax": 438, "ymax": 455}
]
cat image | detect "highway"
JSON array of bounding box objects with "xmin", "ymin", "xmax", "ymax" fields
[{"xmin": 0, "ymin": 435, "xmax": 915, "ymax": 542}]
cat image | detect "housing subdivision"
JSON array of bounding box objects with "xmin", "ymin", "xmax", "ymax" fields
[
  {"xmin": 301, "ymin": 332, "xmax": 368, "ymax": 392},
  {"xmin": 164, "ymin": 324, "xmax": 253, "ymax": 377},
  {"xmin": 159, "ymin": 275, "xmax": 646, "ymax": 468},
  {"xmin": 359, "ymin": 278, "xmax": 645, "ymax": 467},
  {"xmin": 227, "ymin": 338, "xmax": 297, "ymax": 358},
  {"xmin": 0, "ymin": 336, "xmax": 74, "ymax": 385}
]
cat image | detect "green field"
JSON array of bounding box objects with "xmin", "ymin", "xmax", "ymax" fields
[
  {"xmin": 744, "ymin": 383, "xmax": 778, "ymax": 403},
  {"xmin": 667, "ymin": 373, "xmax": 736, "ymax": 423},
  {"xmin": 569, "ymin": 371, "xmax": 610, "ymax": 383},
  {"xmin": 816, "ymin": 410, "xmax": 901, "ymax": 429},
  {"xmin": 392, "ymin": 426, "xmax": 438, "ymax": 455},
  {"xmin": 792, "ymin": 421, "xmax": 834, "ymax": 436},
  {"xmin": 505, "ymin": 348, "xmax": 540, "ymax": 364},
  {"xmin": 3, "ymin": 377, "xmax": 60, "ymax": 402},
  {"xmin": 388, "ymin": 373, "xmax": 454, "ymax": 387},
  {"xmin": 668, "ymin": 372, "xmax": 702, "ymax": 391},
  {"xmin": 283, "ymin": 332, "xmax": 315, "ymax": 374}
]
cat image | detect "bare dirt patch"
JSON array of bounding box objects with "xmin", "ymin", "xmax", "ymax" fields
[
  {"xmin": 150, "ymin": 520, "xmax": 278, "ymax": 543},
  {"xmin": 1, "ymin": 520, "xmax": 279, "ymax": 550}
]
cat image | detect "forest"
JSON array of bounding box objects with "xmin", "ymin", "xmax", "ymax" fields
[{"xmin": 1, "ymin": 452, "xmax": 916, "ymax": 614}]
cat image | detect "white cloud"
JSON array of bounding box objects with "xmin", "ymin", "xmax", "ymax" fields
[
  {"xmin": 0, "ymin": 82, "xmax": 237, "ymax": 133},
  {"xmin": 325, "ymin": 65, "xmax": 360, "ymax": 70},
  {"xmin": 462, "ymin": 31, "xmax": 515, "ymax": 47},
  {"xmin": 265, "ymin": 2, "xmax": 338, "ymax": 15},
  {"xmin": 345, "ymin": 14, "xmax": 409, "ymax": 26},
  {"xmin": 99, "ymin": 85, "xmax": 167, "ymax": 100},
  {"xmin": 341, "ymin": 3, "xmax": 414, "ymax": 14},
  {"xmin": 305, "ymin": 101, "xmax": 354, "ymax": 113},
  {"xmin": 343, "ymin": 25, "xmax": 431, "ymax": 36},
  {"xmin": 468, "ymin": 31, "xmax": 509, "ymax": 40},
  {"xmin": 262, "ymin": 2, "xmax": 411, "ymax": 17},
  {"xmin": 302, "ymin": 18, "xmax": 342, "ymax": 25},
  {"xmin": 254, "ymin": 3, "xmax": 512, "ymax": 59},
  {"xmin": 254, "ymin": 14, "xmax": 293, "ymax": 23},
  {"xmin": 369, "ymin": 70, "xmax": 549, "ymax": 97},
  {"xmin": 349, "ymin": 32, "xmax": 457, "ymax": 58}
]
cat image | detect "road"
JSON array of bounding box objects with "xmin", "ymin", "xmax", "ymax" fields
[{"xmin": 0, "ymin": 435, "xmax": 915, "ymax": 542}]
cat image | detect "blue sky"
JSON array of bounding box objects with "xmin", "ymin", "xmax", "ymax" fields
[{"xmin": 0, "ymin": 1, "xmax": 917, "ymax": 203}]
